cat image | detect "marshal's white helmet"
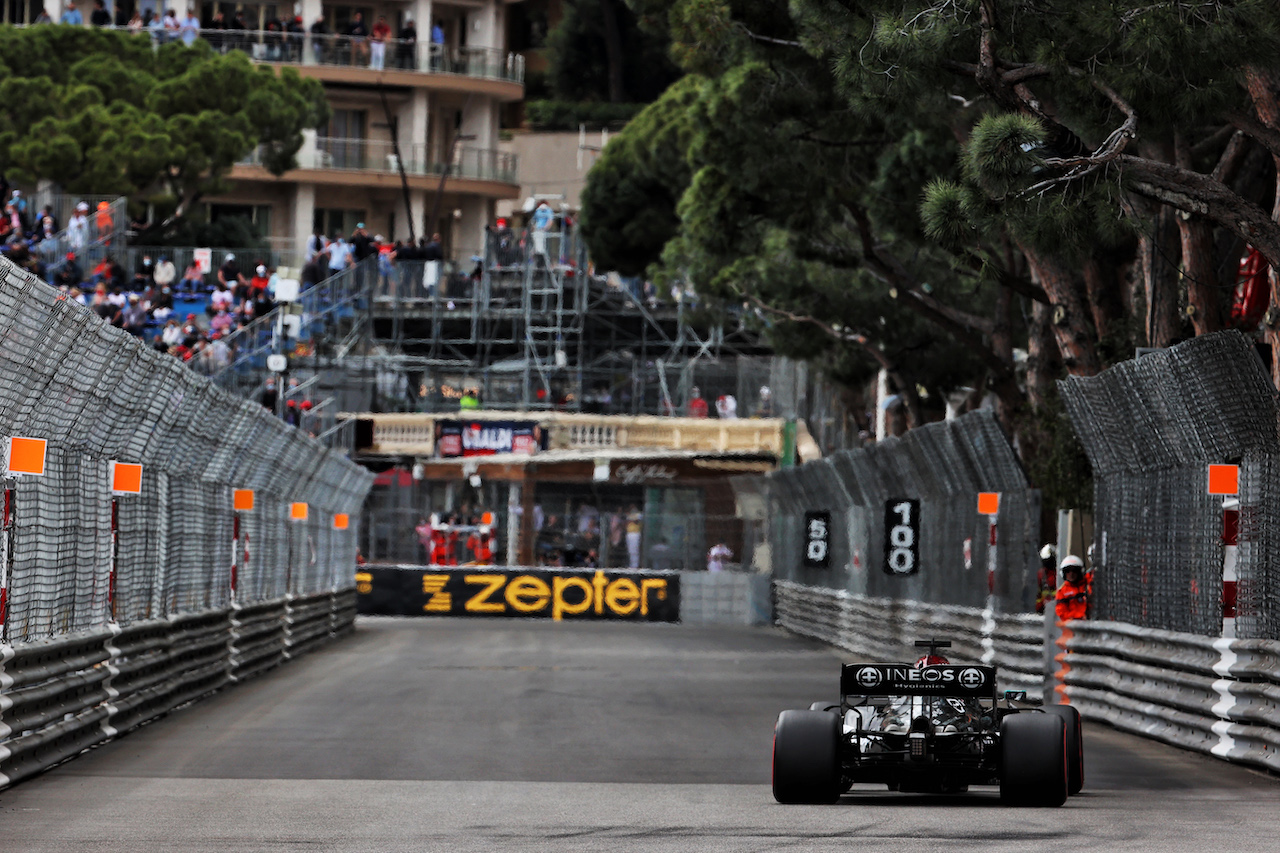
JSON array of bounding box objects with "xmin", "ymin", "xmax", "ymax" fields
[{"xmin": 1039, "ymin": 544, "xmax": 1056, "ymax": 561}]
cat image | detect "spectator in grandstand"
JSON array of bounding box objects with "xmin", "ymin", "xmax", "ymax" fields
[
  {"xmin": 90, "ymin": 0, "xmax": 112, "ymax": 27},
  {"xmin": 180, "ymin": 313, "xmax": 201, "ymax": 347},
  {"xmin": 34, "ymin": 213, "xmax": 57, "ymax": 248},
  {"xmin": 179, "ymin": 259, "xmax": 205, "ymax": 293},
  {"xmin": 415, "ymin": 517, "xmax": 433, "ymax": 563},
  {"xmin": 351, "ymin": 221, "xmax": 375, "ymax": 266},
  {"xmin": 530, "ymin": 201, "xmax": 554, "ymax": 265},
  {"xmin": 122, "ymin": 294, "xmax": 148, "ymax": 337},
  {"xmin": 431, "ymin": 20, "xmax": 445, "ymax": 47},
  {"xmin": 68, "ymin": 286, "xmax": 86, "ymax": 306},
  {"xmin": 251, "ymin": 279, "xmax": 275, "ymax": 320},
  {"xmin": 146, "ymin": 278, "xmax": 174, "ymax": 320},
  {"xmin": 686, "ymin": 386, "xmax": 709, "ymax": 418},
  {"xmin": 397, "ymin": 17, "xmax": 417, "ymax": 69},
  {"xmin": 159, "ymin": 317, "xmax": 183, "ymax": 350},
  {"xmin": 249, "ymin": 264, "xmax": 271, "ymax": 297},
  {"xmin": 55, "ymin": 253, "xmax": 82, "ymax": 290},
  {"xmin": 423, "ymin": 232, "xmax": 443, "ymax": 262},
  {"xmin": 370, "ymin": 15, "xmax": 391, "ymax": 69},
  {"xmin": 328, "ymin": 234, "xmax": 354, "ymax": 277},
  {"xmin": 66, "ymin": 203, "xmax": 89, "ymax": 252},
  {"xmin": 210, "ymin": 305, "xmax": 236, "ymax": 336},
  {"xmin": 219, "ymin": 253, "xmax": 247, "ymax": 297},
  {"xmin": 310, "ymin": 15, "xmax": 331, "ymax": 63},
  {"xmin": 152, "ymin": 253, "xmax": 176, "ymax": 292},
  {"xmin": 127, "ymin": 9, "xmax": 145, "ymax": 32},
  {"xmin": 180, "ymin": 8, "xmax": 200, "ymax": 46},
  {"xmin": 90, "ymin": 287, "xmax": 121, "ymax": 326},
  {"xmin": 715, "ymin": 394, "xmax": 738, "ymax": 419},
  {"xmin": 347, "ymin": 11, "xmax": 370, "ymax": 65},
  {"xmin": 133, "ymin": 254, "xmax": 156, "ymax": 291},
  {"xmin": 60, "ymin": 3, "xmax": 83, "ymax": 24},
  {"xmin": 34, "ymin": 8, "xmax": 51, "ymax": 23},
  {"xmin": 459, "ymin": 387, "xmax": 480, "ymax": 410},
  {"xmin": 236, "ymin": 296, "xmax": 257, "ymax": 327},
  {"xmin": 305, "ymin": 226, "xmax": 327, "ymax": 263}
]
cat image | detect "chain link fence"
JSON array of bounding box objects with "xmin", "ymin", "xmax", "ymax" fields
[
  {"xmin": 732, "ymin": 409, "xmax": 1039, "ymax": 612},
  {"xmin": 1059, "ymin": 330, "xmax": 1280, "ymax": 639},
  {"xmin": 0, "ymin": 256, "xmax": 374, "ymax": 644}
]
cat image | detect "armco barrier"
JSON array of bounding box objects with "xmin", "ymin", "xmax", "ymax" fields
[
  {"xmin": 774, "ymin": 581, "xmax": 1046, "ymax": 700},
  {"xmin": 0, "ymin": 591, "xmax": 352, "ymax": 788},
  {"xmin": 1055, "ymin": 619, "xmax": 1280, "ymax": 773}
]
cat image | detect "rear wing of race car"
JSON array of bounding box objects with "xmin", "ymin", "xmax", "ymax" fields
[{"xmin": 840, "ymin": 663, "xmax": 998, "ymax": 700}]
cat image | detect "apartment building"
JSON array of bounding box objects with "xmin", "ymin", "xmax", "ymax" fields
[{"xmin": 27, "ymin": 0, "xmax": 524, "ymax": 261}]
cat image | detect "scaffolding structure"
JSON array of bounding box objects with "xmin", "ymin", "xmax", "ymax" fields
[{"xmin": 222, "ymin": 223, "xmax": 774, "ymax": 423}]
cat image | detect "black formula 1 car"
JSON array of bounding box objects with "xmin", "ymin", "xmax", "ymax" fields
[{"xmin": 772, "ymin": 641, "xmax": 1083, "ymax": 806}]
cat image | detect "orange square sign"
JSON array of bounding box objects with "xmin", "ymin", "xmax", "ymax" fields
[
  {"xmin": 110, "ymin": 461, "xmax": 143, "ymax": 495},
  {"xmin": 233, "ymin": 489, "xmax": 255, "ymax": 512},
  {"xmin": 977, "ymin": 492, "xmax": 1000, "ymax": 515},
  {"xmin": 290, "ymin": 502, "xmax": 309, "ymax": 521},
  {"xmin": 333, "ymin": 513, "xmax": 349, "ymax": 530},
  {"xmin": 6, "ymin": 436, "xmax": 47, "ymax": 476},
  {"xmin": 1208, "ymin": 464, "xmax": 1239, "ymax": 496}
]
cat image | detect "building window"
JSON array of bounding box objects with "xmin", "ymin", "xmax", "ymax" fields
[{"xmin": 315, "ymin": 209, "xmax": 367, "ymax": 240}]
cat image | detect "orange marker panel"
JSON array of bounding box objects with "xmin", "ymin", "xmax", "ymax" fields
[
  {"xmin": 977, "ymin": 492, "xmax": 1001, "ymax": 516},
  {"xmin": 290, "ymin": 502, "xmax": 309, "ymax": 521},
  {"xmin": 7, "ymin": 436, "xmax": 47, "ymax": 476},
  {"xmin": 1208, "ymin": 464, "xmax": 1240, "ymax": 496},
  {"xmin": 111, "ymin": 462, "xmax": 143, "ymax": 495},
  {"xmin": 233, "ymin": 489, "xmax": 255, "ymax": 512},
  {"xmin": 334, "ymin": 513, "xmax": 350, "ymax": 530}
]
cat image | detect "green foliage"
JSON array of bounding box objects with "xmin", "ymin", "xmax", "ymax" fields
[
  {"xmin": 523, "ymin": 100, "xmax": 647, "ymax": 130},
  {"xmin": 579, "ymin": 76, "xmax": 704, "ymax": 275},
  {"xmin": 1019, "ymin": 390, "xmax": 1094, "ymax": 513},
  {"xmin": 0, "ymin": 26, "xmax": 328, "ymax": 234},
  {"xmin": 152, "ymin": 213, "xmax": 268, "ymax": 249},
  {"xmin": 545, "ymin": 0, "xmax": 680, "ymax": 103}
]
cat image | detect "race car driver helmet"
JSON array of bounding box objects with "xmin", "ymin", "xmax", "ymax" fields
[
  {"xmin": 915, "ymin": 653, "xmax": 950, "ymax": 668},
  {"xmin": 1060, "ymin": 555, "xmax": 1085, "ymax": 579}
]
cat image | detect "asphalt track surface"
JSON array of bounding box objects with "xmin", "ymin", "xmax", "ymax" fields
[{"xmin": 1, "ymin": 618, "xmax": 1279, "ymax": 852}]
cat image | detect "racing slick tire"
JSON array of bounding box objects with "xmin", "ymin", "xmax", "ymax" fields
[
  {"xmin": 772, "ymin": 710, "xmax": 842, "ymax": 804},
  {"xmin": 809, "ymin": 700, "xmax": 841, "ymax": 713},
  {"xmin": 1042, "ymin": 704, "xmax": 1084, "ymax": 795},
  {"xmin": 1000, "ymin": 713, "xmax": 1068, "ymax": 807}
]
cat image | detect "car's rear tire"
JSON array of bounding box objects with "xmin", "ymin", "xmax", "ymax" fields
[
  {"xmin": 809, "ymin": 700, "xmax": 841, "ymax": 712},
  {"xmin": 1042, "ymin": 704, "xmax": 1084, "ymax": 795},
  {"xmin": 1000, "ymin": 712, "xmax": 1068, "ymax": 807},
  {"xmin": 772, "ymin": 709, "xmax": 842, "ymax": 804}
]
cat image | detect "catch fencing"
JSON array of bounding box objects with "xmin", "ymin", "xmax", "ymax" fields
[
  {"xmin": 734, "ymin": 409, "xmax": 1039, "ymax": 612},
  {"xmin": 1059, "ymin": 331, "xmax": 1280, "ymax": 638},
  {"xmin": 0, "ymin": 256, "xmax": 373, "ymax": 785}
]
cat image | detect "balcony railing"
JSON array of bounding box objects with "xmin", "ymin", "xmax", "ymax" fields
[
  {"xmin": 153, "ymin": 25, "xmax": 524, "ymax": 83},
  {"xmin": 239, "ymin": 139, "xmax": 518, "ymax": 184}
]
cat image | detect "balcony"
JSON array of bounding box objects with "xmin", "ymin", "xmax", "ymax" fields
[
  {"xmin": 76, "ymin": 26, "xmax": 523, "ymax": 95},
  {"xmin": 236, "ymin": 138, "xmax": 518, "ymax": 187},
  {"xmin": 202, "ymin": 30, "xmax": 523, "ymax": 94}
]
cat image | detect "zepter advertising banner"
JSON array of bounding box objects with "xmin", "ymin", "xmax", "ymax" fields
[{"xmin": 356, "ymin": 567, "xmax": 681, "ymax": 622}]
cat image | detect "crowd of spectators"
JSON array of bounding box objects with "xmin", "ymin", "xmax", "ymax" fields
[{"xmin": 36, "ymin": 4, "xmax": 451, "ymax": 72}]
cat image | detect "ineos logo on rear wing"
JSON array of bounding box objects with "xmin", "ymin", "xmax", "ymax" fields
[{"xmin": 840, "ymin": 664, "xmax": 997, "ymax": 698}]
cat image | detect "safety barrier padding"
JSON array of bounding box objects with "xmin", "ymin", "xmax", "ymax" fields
[
  {"xmin": 0, "ymin": 589, "xmax": 357, "ymax": 788},
  {"xmin": 774, "ymin": 581, "xmax": 1046, "ymax": 700},
  {"xmin": 1057, "ymin": 619, "xmax": 1280, "ymax": 773}
]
